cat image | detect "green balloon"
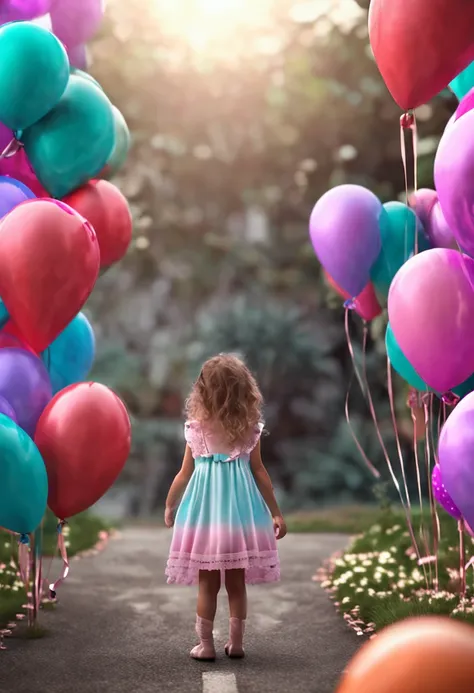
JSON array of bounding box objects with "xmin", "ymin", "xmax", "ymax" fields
[
  {"xmin": 70, "ymin": 67, "xmax": 103, "ymax": 91},
  {"xmin": 449, "ymin": 61, "xmax": 474, "ymax": 100},
  {"xmin": 103, "ymin": 106, "xmax": 130, "ymax": 177},
  {"xmin": 0, "ymin": 414, "xmax": 48, "ymax": 535},
  {"xmin": 22, "ymin": 75, "xmax": 116, "ymax": 199},
  {"xmin": 0, "ymin": 22, "xmax": 69, "ymax": 131},
  {"xmin": 371, "ymin": 202, "xmax": 430, "ymax": 300},
  {"xmin": 386, "ymin": 323, "xmax": 429, "ymax": 392}
]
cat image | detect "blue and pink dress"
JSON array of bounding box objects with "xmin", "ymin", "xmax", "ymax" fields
[{"xmin": 166, "ymin": 420, "xmax": 280, "ymax": 585}]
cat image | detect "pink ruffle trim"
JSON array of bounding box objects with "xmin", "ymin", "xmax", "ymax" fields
[{"xmin": 166, "ymin": 549, "xmax": 280, "ymax": 585}]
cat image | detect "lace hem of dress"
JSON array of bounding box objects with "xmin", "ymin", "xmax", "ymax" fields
[{"xmin": 166, "ymin": 550, "xmax": 280, "ymax": 585}]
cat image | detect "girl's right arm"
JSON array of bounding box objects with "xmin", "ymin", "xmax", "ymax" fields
[
  {"xmin": 164, "ymin": 444, "xmax": 195, "ymax": 527},
  {"xmin": 250, "ymin": 440, "xmax": 287, "ymax": 539}
]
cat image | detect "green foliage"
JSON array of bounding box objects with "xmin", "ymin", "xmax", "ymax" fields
[{"xmin": 324, "ymin": 511, "xmax": 474, "ymax": 631}]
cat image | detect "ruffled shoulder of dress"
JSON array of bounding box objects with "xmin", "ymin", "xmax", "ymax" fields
[
  {"xmin": 184, "ymin": 420, "xmax": 207, "ymax": 455},
  {"xmin": 241, "ymin": 422, "xmax": 264, "ymax": 454}
]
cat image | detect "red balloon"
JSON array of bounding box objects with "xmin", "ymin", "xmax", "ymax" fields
[
  {"xmin": 324, "ymin": 270, "xmax": 382, "ymax": 321},
  {"xmin": 35, "ymin": 382, "xmax": 131, "ymax": 519},
  {"xmin": 0, "ymin": 321, "xmax": 36, "ymax": 354},
  {"xmin": 369, "ymin": 0, "xmax": 474, "ymax": 109},
  {"xmin": 0, "ymin": 199, "xmax": 100, "ymax": 353},
  {"xmin": 63, "ymin": 180, "xmax": 132, "ymax": 268}
]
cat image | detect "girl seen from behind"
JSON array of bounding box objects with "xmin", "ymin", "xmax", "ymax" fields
[{"xmin": 165, "ymin": 353, "xmax": 286, "ymax": 661}]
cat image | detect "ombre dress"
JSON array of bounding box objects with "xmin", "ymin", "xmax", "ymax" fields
[{"xmin": 166, "ymin": 420, "xmax": 280, "ymax": 585}]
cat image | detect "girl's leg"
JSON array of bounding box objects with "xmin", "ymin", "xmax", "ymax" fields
[
  {"xmin": 197, "ymin": 569, "xmax": 221, "ymax": 620},
  {"xmin": 225, "ymin": 569, "xmax": 247, "ymax": 619},
  {"xmin": 191, "ymin": 570, "xmax": 220, "ymax": 661},
  {"xmin": 224, "ymin": 569, "xmax": 247, "ymax": 658}
]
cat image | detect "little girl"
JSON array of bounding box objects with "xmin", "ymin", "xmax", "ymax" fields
[{"xmin": 165, "ymin": 353, "xmax": 286, "ymax": 661}]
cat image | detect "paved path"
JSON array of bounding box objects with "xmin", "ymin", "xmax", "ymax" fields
[{"xmin": 2, "ymin": 530, "xmax": 359, "ymax": 693}]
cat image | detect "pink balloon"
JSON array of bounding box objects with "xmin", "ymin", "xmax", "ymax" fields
[
  {"xmin": 409, "ymin": 190, "xmax": 456, "ymax": 250},
  {"xmin": 454, "ymin": 87, "xmax": 474, "ymax": 122},
  {"xmin": 324, "ymin": 271, "xmax": 382, "ymax": 322},
  {"xmin": 388, "ymin": 248, "xmax": 474, "ymax": 393}
]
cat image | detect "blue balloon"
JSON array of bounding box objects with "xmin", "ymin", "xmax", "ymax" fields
[
  {"xmin": 370, "ymin": 201, "xmax": 431, "ymax": 300},
  {"xmin": 0, "ymin": 414, "xmax": 47, "ymax": 534},
  {"xmin": 0, "ymin": 176, "xmax": 35, "ymax": 218},
  {"xmin": 41, "ymin": 312, "xmax": 95, "ymax": 394},
  {"xmin": 450, "ymin": 61, "xmax": 474, "ymax": 101}
]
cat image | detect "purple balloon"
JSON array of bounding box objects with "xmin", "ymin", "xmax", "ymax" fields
[
  {"xmin": 439, "ymin": 391, "xmax": 474, "ymax": 530},
  {"xmin": 50, "ymin": 0, "xmax": 104, "ymax": 47},
  {"xmin": 67, "ymin": 44, "xmax": 88, "ymax": 70},
  {"xmin": 435, "ymin": 109, "xmax": 474, "ymax": 258},
  {"xmin": 0, "ymin": 395, "xmax": 17, "ymax": 423},
  {"xmin": 0, "ymin": 0, "xmax": 51, "ymax": 22},
  {"xmin": 309, "ymin": 185, "xmax": 383, "ymax": 298},
  {"xmin": 431, "ymin": 464, "xmax": 462, "ymax": 520},
  {"xmin": 0, "ymin": 348, "xmax": 52, "ymax": 436},
  {"xmin": 0, "ymin": 176, "xmax": 35, "ymax": 218}
]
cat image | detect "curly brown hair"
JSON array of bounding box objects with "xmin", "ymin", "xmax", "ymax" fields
[{"xmin": 185, "ymin": 353, "xmax": 263, "ymax": 446}]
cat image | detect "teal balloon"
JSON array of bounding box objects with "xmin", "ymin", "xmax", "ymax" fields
[
  {"xmin": 0, "ymin": 414, "xmax": 47, "ymax": 534},
  {"xmin": 22, "ymin": 75, "xmax": 115, "ymax": 198},
  {"xmin": 386, "ymin": 323, "xmax": 429, "ymax": 392},
  {"xmin": 0, "ymin": 22, "xmax": 69, "ymax": 131},
  {"xmin": 453, "ymin": 372, "xmax": 474, "ymax": 399},
  {"xmin": 103, "ymin": 106, "xmax": 130, "ymax": 177},
  {"xmin": 41, "ymin": 312, "xmax": 95, "ymax": 395},
  {"xmin": 70, "ymin": 67, "xmax": 103, "ymax": 91},
  {"xmin": 449, "ymin": 61, "xmax": 474, "ymax": 100},
  {"xmin": 370, "ymin": 201, "xmax": 430, "ymax": 300}
]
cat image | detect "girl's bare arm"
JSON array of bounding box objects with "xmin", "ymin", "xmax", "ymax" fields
[
  {"xmin": 164, "ymin": 444, "xmax": 195, "ymax": 526},
  {"xmin": 250, "ymin": 440, "xmax": 287, "ymax": 539}
]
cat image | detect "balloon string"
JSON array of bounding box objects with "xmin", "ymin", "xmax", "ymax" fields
[
  {"xmin": 459, "ymin": 519, "xmax": 467, "ymax": 600},
  {"xmin": 386, "ymin": 359, "xmax": 411, "ymax": 507},
  {"xmin": 49, "ymin": 522, "xmax": 70, "ymax": 599},
  {"xmin": 0, "ymin": 137, "xmax": 21, "ymax": 160},
  {"xmin": 344, "ymin": 311, "xmax": 380, "ymax": 479},
  {"xmin": 423, "ymin": 397, "xmax": 437, "ymax": 589},
  {"xmin": 400, "ymin": 112, "xmax": 419, "ymax": 258}
]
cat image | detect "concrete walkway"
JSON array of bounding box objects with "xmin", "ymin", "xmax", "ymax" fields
[{"xmin": 1, "ymin": 530, "xmax": 359, "ymax": 693}]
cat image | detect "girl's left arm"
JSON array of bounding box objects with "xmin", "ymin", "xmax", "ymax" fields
[{"xmin": 164, "ymin": 444, "xmax": 195, "ymax": 527}]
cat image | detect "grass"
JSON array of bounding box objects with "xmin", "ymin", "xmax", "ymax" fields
[
  {"xmin": 322, "ymin": 506, "xmax": 474, "ymax": 633},
  {"xmin": 0, "ymin": 510, "xmax": 111, "ymax": 632},
  {"xmin": 286, "ymin": 505, "xmax": 386, "ymax": 534}
]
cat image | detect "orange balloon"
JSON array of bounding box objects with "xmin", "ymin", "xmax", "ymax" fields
[
  {"xmin": 336, "ymin": 617, "xmax": 474, "ymax": 693},
  {"xmin": 63, "ymin": 179, "xmax": 132, "ymax": 268}
]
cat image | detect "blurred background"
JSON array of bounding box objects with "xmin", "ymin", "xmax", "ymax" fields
[{"xmin": 86, "ymin": 0, "xmax": 455, "ymax": 519}]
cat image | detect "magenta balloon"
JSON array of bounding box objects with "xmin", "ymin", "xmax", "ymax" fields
[
  {"xmin": 431, "ymin": 464, "xmax": 462, "ymax": 520},
  {"xmin": 0, "ymin": 0, "xmax": 51, "ymax": 22},
  {"xmin": 439, "ymin": 391, "xmax": 474, "ymax": 530},
  {"xmin": 435, "ymin": 110, "xmax": 474, "ymax": 258},
  {"xmin": 0, "ymin": 348, "xmax": 51, "ymax": 436},
  {"xmin": 454, "ymin": 87, "xmax": 474, "ymax": 122},
  {"xmin": 0, "ymin": 148, "xmax": 48, "ymax": 197},
  {"xmin": 388, "ymin": 248, "xmax": 474, "ymax": 393},
  {"xmin": 0, "ymin": 123, "xmax": 12, "ymax": 155},
  {"xmin": 51, "ymin": 0, "xmax": 104, "ymax": 47},
  {"xmin": 309, "ymin": 185, "xmax": 383, "ymax": 298},
  {"xmin": 67, "ymin": 44, "xmax": 88, "ymax": 70}
]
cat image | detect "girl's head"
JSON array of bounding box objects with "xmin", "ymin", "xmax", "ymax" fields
[{"xmin": 185, "ymin": 353, "xmax": 263, "ymax": 444}]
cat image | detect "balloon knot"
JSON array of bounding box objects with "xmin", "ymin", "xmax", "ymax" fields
[
  {"xmin": 56, "ymin": 520, "xmax": 67, "ymax": 534},
  {"xmin": 400, "ymin": 111, "xmax": 414, "ymax": 129},
  {"xmin": 19, "ymin": 534, "xmax": 29, "ymax": 546},
  {"xmin": 343, "ymin": 298, "xmax": 356, "ymax": 310},
  {"xmin": 441, "ymin": 392, "xmax": 459, "ymax": 406},
  {"xmin": 406, "ymin": 391, "xmax": 419, "ymax": 409}
]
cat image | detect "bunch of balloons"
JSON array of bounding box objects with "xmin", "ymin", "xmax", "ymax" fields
[{"xmin": 0, "ymin": 8, "xmax": 132, "ymax": 553}]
